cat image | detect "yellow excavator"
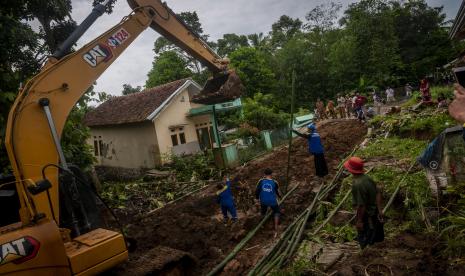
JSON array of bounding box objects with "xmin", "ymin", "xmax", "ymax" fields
[{"xmin": 0, "ymin": 0, "xmax": 242, "ymax": 275}]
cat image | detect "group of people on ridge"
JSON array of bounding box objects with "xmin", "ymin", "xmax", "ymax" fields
[{"xmin": 315, "ymin": 93, "xmax": 368, "ymax": 122}]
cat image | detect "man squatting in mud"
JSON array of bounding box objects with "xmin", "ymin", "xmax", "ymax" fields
[
  {"xmin": 256, "ymin": 168, "xmax": 282, "ymax": 237},
  {"xmin": 344, "ymin": 157, "xmax": 384, "ymax": 249}
]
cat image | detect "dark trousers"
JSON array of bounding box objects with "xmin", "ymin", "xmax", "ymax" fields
[
  {"xmin": 221, "ymin": 204, "xmax": 237, "ymax": 221},
  {"xmin": 462, "ymin": 127, "xmax": 465, "ymax": 142},
  {"xmin": 260, "ymin": 204, "xmax": 281, "ymax": 217},
  {"xmin": 355, "ymin": 106, "xmax": 365, "ymax": 121},
  {"xmin": 314, "ymin": 153, "xmax": 328, "ymax": 177},
  {"xmin": 357, "ymin": 210, "xmax": 384, "ymax": 249}
]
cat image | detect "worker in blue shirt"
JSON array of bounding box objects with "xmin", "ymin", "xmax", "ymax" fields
[
  {"xmin": 292, "ymin": 123, "xmax": 328, "ymax": 177},
  {"xmin": 216, "ymin": 176, "xmax": 238, "ymax": 223},
  {"xmin": 255, "ymin": 168, "xmax": 281, "ymax": 237}
]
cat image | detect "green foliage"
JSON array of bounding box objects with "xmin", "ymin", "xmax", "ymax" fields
[
  {"xmin": 121, "ymin": 84, "xmax": 141, "ymax": 95},
  {"xmin": 358, "ymin": 137, "xmax": 427, "ymax": 161},
  {"xmin": 169, "ymin": 153, "xmax": 217, "ymax": 182},
  {"xmin": 269, "ymin": 258, "xmax": 320, "ymax": 276},
  {"xmin": 430, "ymin": 85, "xmax": 454, "ymax": 100},
  {"xmin": 242, "ymin": 93, "xmax": 289, "ymax": 130},
  {"xmin": 62, "ymin": 106, "xmax": 95, "ymax": 169},
  {"xmin": 390, "ymin": 1, "xmax": 456, "ymax": 81},
  {"xmin": 145, "ymin": 51, "xmax": 192, "ymax": 88},
  {"xmin": 0, "ymin": 1, "xmax": 96, "ymax": 172},
  {"xmin": 100, "ymin": 178, "xmax": 209, "ymax": 211},
  {"xmin": 270, "ymin": 15, "xmax": 303, "ymax": 49},
  {"xmin": 296, "ymin": 107, "xmax": 311, "ymax": 116},
  {"xmin": 440, "ymin": 182, "xmax": 465, "ymax": 258},
  {"xmin": 216, "ymin": 33, "xmax": 250, "ymax": 57},
  {"xmin": 151, "ymin": 11, "xmax": 211, "ymax": 78},
  {"xmin": 341, "ymin": 0, "xmax": 402, "ymax": 86},
  {"xmin": 229, "ymin": 47, "xmax": 277, "ymax": 98},
  {"xmin": 369, "ymin": 103, "xmax": 457, "ymax": 139}
]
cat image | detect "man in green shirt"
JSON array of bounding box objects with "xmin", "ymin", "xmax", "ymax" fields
[{"xmin": 344, "ymin": 157, "xmax": 384, "ymax": 249}]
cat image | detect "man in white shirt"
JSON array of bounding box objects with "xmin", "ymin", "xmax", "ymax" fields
[
  {"xmin": 386, "ymin": 87, "xmax": 395, "ymax": 103},
  {"xmin": 405, "ymin": 83, "xmax": 412, "ymax": 98},
  {"xmin": 337, "ymin": 94, "xmax": 346, "ymax": 118}
]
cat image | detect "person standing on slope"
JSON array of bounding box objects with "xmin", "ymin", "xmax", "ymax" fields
[
  {"xmin": 216, "ymin": 176, "xmax": 238, "ymax": 224},
  {"xmin": 344, "ymin": 157, "xmax": 384, "ymax": 249},
  {"xmin": 292, "ymin": 123, "xmax": 328, "ymax": 177},
  {"xmin": 255, "ymin": 168, "xmax": 282, "ymax": 237}
]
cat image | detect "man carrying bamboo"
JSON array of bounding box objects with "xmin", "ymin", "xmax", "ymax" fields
[{"xmin": 344, "ymin": 157, "xmax": 384, "ymax": 249}]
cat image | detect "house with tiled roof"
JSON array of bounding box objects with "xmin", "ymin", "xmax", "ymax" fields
[{"xmin": 83, "ymin": 78, "xmax": 215, "ymax": 168}]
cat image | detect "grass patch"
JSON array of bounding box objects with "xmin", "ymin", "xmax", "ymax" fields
[
  {"xmin": 402, "ymin": 85, "xmax": 454, "ymax": 108},
  {"xmin": 369, "ymin": 109, "xmax": 456, "ymax": 140},
  {"xmin": 358, "ymin": 137, "xmax": 427, "ymax": 161}
]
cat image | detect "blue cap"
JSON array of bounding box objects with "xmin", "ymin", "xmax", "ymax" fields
[{"xmin": 307, "ymin": 123, "xmax": 316, "ymax": 130}]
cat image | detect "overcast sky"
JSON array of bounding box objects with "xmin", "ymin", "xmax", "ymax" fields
[{"xmin": 70, "ymin": 0, "xmax": 461, "ymax": 96}]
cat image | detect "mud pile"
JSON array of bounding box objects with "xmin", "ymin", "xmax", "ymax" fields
[{"xmin": 113, "ymin": 119, "xmax": 367, "ymax": 275}]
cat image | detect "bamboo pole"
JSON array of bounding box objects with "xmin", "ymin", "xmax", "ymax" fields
[
  {"xmin": 311, "ymin": 189, "xmax": 351, "ymax": 235},
  {"xmin": 277, "ymin": 217, "xmax": 305, "ymax": 268},
  {"xmin": 284, "ymin": 185, "xmax": 323, "ymax": 264},
  {"xmin": 248, "ymin": 142, "xmax": 363, "ymax": 274},
  {"xmin": 206, "ymin": 184, "xmax": 300, "ymax": 276},
  {"xmin": 248, "ymin": 208, "xmax": 309, "ymax": 276},
  {"xmin": 285, "ymin": 70, "xmax": 297, "ymax": 193},
  {"xmin": 383, "ymin": 161, "xmax": 416, "ymax": 213}
]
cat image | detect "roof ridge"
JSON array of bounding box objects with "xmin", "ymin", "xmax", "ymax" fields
[
  {"xmin": 83, "ymin": 77, "xmax": 196, "ymax": 127},
  {"xmin": 111, "ymin": 77, "xmax": 192, "ymax": 101}
]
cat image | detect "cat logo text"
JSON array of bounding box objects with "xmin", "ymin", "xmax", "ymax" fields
[
  {"xmin": 0, "ymin": 236, "xmax": 40, "ymax": 265},
  {"xmin": 82, "ymin": 44, "xmax": 113, "ymax": 67}
]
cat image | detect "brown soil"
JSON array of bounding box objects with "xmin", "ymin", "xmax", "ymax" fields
[
  {"xmin": 110, "ymin": 119, "xmax": 367, "ymax": 275},
  {"xmin": 329, "ymin": 231, "xmax": 465, "ymax": 276}
]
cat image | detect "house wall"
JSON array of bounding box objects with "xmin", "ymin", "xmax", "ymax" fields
[
  {"xmin": 152, "ymin": 87, "xmax": 211, "ymax": 164},
  {"xmin": 88, "ymin": 122, "xmax": 158, "ymax": 169}
]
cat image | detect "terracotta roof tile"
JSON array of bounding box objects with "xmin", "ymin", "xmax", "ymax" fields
[{"xmin": 83, "ymin": 78, "xmax": 190, "ymax": 127}]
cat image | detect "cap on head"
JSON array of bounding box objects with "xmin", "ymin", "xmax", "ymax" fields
[
  {"xmin": 344, "ymin": 157, "xmax": 364, "ymax": 174},
  {"xmin": 264, "ymin": 168, "xmax": 273, "ymax": 176},
  {"xmin": 307, "ymin": 123, "xmax": 316, "ymax": 131}
]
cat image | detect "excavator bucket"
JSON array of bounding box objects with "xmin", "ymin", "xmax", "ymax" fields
[{"xmin": 192, "ymin": 70, "xmax": 244, "ymax": 104}]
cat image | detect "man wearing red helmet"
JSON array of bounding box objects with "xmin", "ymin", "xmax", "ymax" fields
[{"xmin": 344, "ymin": 156, "xmax": 384, "ymax": 249}]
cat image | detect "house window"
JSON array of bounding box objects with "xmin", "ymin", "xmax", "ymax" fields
[
  {"xmin": 179, "ymin": 133, "xmax": 186, "ymax": 144},
  {"xmin": 93, "ymin": 136, "xmax": 103, "ymax": 156},
  {"xmin": 171, "ymin": 134, "xmax": 179, "ymax": 146},
  {"xmin": 93, "ymin": 139, "xmax": 99, "ymax": 156},
  {"xmin": 180, "ymin": 96, "xmax": 185, "ymax": 102},
  {"xmin": 169, "ymin": 127, "xmax": 186, "ymax": 146}
]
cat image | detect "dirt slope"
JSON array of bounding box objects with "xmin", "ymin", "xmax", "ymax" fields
[{"xmin": 112, "ymin": 119, "xmax": 367, "ymax": 275}]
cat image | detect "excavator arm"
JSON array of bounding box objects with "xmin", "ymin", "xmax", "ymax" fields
[
  {"xmin": 2, "ymin": 0, "xmax": 241, "ymax": 275},
  {"xmin": 6, "ymin": 0, "xmax": 238, "ymax": 230}
]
